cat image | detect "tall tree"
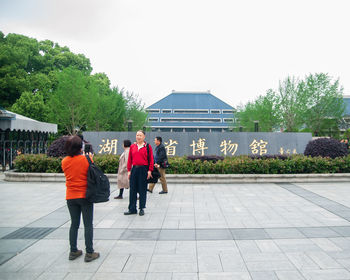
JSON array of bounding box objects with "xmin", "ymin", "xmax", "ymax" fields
[
  {"xmin": 10, "ymin": 91, "xmax": 49, "ymax": 122},
  {"xmin": 237, "ymin": 89, "xmax": 280, "ymax": 132},
  {"xmin": 300, "ymin": 73, "xmax": 345, "ymax": 136},
  {"xmin": 47, "ymin": 68, "xmax": 98, "ymax": 134},
  {"xmin": 0, "ymin": 31, "xmax": 91, "ymax": 108},
  {"xmin": 276, "ymin": 76, "xmax": 307, "ymax": 132},
  {"xmin": 123, "ymin": 91, "xmax": 148, "ymax": 131}
]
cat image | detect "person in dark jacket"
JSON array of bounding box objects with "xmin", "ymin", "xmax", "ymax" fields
[{"xmin": 148, "ymin": 136, "xmax": 168, "ymax": 194}]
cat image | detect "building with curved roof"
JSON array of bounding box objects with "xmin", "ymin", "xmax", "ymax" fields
[{"xmin": 146, "ymin": 91, "xmax": 235, "ymax": 132}]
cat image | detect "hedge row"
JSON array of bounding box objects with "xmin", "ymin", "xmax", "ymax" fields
[{"xmin": 13, "ymin": 154, "xmax": 350, "ymax": 174}]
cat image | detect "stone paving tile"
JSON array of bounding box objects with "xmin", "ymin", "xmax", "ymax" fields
[
  {"xmin": 196, "ymin": 229, "xmax": 232, "ymax": 240},
  {"xmin": 310, "ymin": 238, "xmax": 343, "ymax": 252},
  {"xmin": 230, "ymin": 228, "xmax": 270, "ymax": 240},
  {"xmin": 36, "ymin": 272, "xmax": 67, "ymax": 280},
  {"xmin": 97, "ymin": 254, "xmax": 129, "ymax": 273},
  {"xmin": 0, "ymin": 272, "xmax": 40, "ymax": 280},
  {"xmin": 298, "ymin": 227, "xmax": 341, "ymax": 238},
  {"xmin": 145, "ymin": 272, "xmax": 172, "ymax": 280},
  {"xmin": 172, "ymin": 273, "xmax": 199, "ymax": 280},
  {"xmin": 159, "ymin": 229, "xmax": 195, "ymax": 241},
  {"xmin": 198, "ymin": 272, "xmax": 252, "ymax": 280},
  {"xmin": 250, "ymin": 271, "xmax": 278, "ymax": 280},
  {"xmin": 285, "ymin": 252, "xmax": 320, "ymax": 270},
  {"xmin": 219, "ymin": 253, "xmax": 247, "ymax": 272},
  {"xmin": 300, "ymin": 268, "xmax": 350, "ymax": 280},
  {"xmin": 198, "ymin": 255, "xmax": 222, "ymax": 272},
  {"xmin": 123, "ymin": 254, "xmax": 152, "ymax": 272},
  {"xmin": 264, "ymin": 227, "xmax": 305, "ymax": 239},
  {"xmin": 64, "ymin": 272, "xmax": 94, "ymax": 280},
  {"xmin": 120, "ymin": 229, "xmax": 160, "ymax": 240},
  {"xmin": 0, "ymin": 228, "xmax": 18, "ymax": 239},
  {"xmin": 332, "ymin": 226, "xmax": 350, "ymax": 236},
  {"xmin": 92, "ymin": 272, "xmax": 146, "ymax": 280},
  {"xmin": 275, "ymin": 270, "xmax": 306, "ymax": 280}
]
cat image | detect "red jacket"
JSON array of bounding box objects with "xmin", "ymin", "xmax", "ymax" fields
[{"xmin": 127, "ymin": 142, "xmax": 154, "ymax": 172}]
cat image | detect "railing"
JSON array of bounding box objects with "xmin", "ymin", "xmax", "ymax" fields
[{"xmin": 0, "ymin": 140, "xmax": 51, "ymax": 171}]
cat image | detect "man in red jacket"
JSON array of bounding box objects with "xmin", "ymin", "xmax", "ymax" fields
[{"xmin": 124, "ymin": 130, "xmax": 154, "ymax": 216}]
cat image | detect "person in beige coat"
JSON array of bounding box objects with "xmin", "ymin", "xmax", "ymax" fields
[{"xmin": 114, "ymin": 140, "xmax": 131, "ymax": 199}]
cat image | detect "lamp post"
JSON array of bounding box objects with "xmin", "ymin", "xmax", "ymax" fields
[
  {"xmin": 254, "ymin": 121, "xmax": 259, "ymax": 132},
  {"xmin": 127, "ymin": 120, "xmax": 133, "ymax": 132}
]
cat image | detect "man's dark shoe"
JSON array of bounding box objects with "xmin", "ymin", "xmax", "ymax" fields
[
  {"xmin": 84, "ymin": 252, "xmax": 100, "ymax": 262},
  {"xmin": 147, "ymin": 189, "xmax": 152, "ymax": 193},
  {"xmin": 69, "ymin": 249, "xmax": 82, "ymax": 260},
  {"xmin": 114, "ymin": 196, "xmax": 123, "ymax": 199},
  {"xmin": 159, "ymin": 191, "xmax": 168, "ymax": 194},
  {"xmin": 139, "ymin": 209, "xmax": 144, "ymax": 216},
  {"xmin": 124, "ymin": 210, "xmax": 137, "ymax": 215}
]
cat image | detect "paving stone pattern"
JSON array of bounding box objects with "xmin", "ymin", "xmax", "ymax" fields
[{"xmin": 1, "ymin": 179, "xmax": 350, "ymax": 279}]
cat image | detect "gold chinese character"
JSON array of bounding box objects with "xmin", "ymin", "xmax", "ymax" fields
[
  {"xmin": 164, "ymin": 139, "xmax": 178, "ymax": 156},
  {"xmin": 220, "ymin": 140, "xmax": 238, "ymax": 156},
  {"xmin": 190, "ymin": 138, "xmax": 208, "ymax": 156},
  {"xmin": 98, "ymin": 139, "xmax": 118, "ymax": 154},
  {"xmin": 249, "ymin": 139, "xmax": 268, "ymax": 155}
]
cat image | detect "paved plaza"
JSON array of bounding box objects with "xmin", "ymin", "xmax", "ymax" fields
[{"xmin": 1, "ymin": 174, "xmax": 350, "ymax": 279}]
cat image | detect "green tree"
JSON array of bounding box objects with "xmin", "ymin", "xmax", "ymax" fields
[
  {"xmin": 299, "ymin": 73, "xmax": 345, "ymax": 136},
  {"xmin": 123, "ymin": 91, "xmax": 148, "ymax": 131},
  {"xmin": 237, "ymin": 89, "xmax": 280, "ymax": 132},
  {"xmin": 10, "ymin": 91, "xmax": 49, "ymax": 122},
  {"xmin": 0, "ymin": 31, "xmax": 92, "ymax": 108},
  {"xmin": 47, "ymin": 68, "xmax": 98, "ymax": 134},
  {"xmin": 276, "ymin": 76, "xmax": 307, "ymax": 132},
  {"xmin": 88, "ymin": 74, "xmax": 126, "ymax": 131}
]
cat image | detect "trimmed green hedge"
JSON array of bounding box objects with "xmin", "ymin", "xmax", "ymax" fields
[{"xmin": 13, "ymin": 154, "xmax": 350, "ymax": 174}]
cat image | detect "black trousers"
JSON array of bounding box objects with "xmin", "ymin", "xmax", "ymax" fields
[
  {"xmin": 128, "ymin": 165, "xmax": 148, "ymax": 212},
  {"xmin": 67, "ymin": 198, "xmax": 94, "ymax": 253}
]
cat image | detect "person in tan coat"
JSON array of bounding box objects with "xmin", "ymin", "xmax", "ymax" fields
[{"xmin": 114, "ymin": 140, "xmax": 131, "ymax": 199}]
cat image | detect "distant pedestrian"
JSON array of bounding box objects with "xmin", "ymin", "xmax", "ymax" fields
[
  {"xmin": 124, "ymin": 130, "xmax": 154, "ymax": 216},
  {"xmin": 148, "ymin": 136, "xmax": 168, "ymax": 194},
  {"xmin": 62, "ymin": 135, "xmax": 100, "ymax": 262},
  {"xmin": 115, "ymin": 140, "xmax": 131, "ymax": 199}
]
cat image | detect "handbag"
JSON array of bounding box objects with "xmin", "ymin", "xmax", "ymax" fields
[
  {"xmin": 160, "ymin": 159, "xmax": 170, "ymax": 169},
  {"xmin": 148, "ymin": 167, "xmax": 161, "ymax": 183}
]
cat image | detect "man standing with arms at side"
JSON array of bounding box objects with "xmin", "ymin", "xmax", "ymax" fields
[{"xmin": 148, "ymin": 136, "xmax": 168, "ymax": 194}]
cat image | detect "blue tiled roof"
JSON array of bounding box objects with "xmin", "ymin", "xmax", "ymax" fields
[
  {"xmin": 147, "ymin": 91, "xmax": 234, "ymax": 110},
  {"xmin": 146, "ymin": 91, "xmax": 235, "ymax": 129}
]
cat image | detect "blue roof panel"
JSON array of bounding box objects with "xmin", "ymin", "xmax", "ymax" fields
[{"xmin": 147, "ymin": 92, "xmax": 234, "ymax": 110}]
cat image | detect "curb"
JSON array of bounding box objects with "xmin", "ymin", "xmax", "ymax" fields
[{"xmin": 4, "ymin": 172, "xmax": 350, "ymax": 183}]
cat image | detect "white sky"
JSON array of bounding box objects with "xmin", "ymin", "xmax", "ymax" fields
[{"xmin": 1, "ymin": 0, "xmax": 349, "ymax": 108}]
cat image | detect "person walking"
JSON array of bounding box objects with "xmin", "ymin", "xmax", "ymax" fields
[
  {"xmin": 61, "ymin": 135, "xmax": 100, "ymax": 262},
  {"xmin": 148, "ymin": 136, "xmax": 168, "ymax": 194},
  {"xmin": 115, "ymin": 140, "xmax": 131, "ymax": 199},
  {"xmin": 124, "ymin": 130, "xmax": 154, "ymax": 216}
]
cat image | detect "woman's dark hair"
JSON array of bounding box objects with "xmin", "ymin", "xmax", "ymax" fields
[
  {"xmin": 137, "ymin": 130, "xmax": 145, "ymax": 135},
  {"xmin": 64, "ymin": 135, "xmax": 82, "ymax": 157},
  {"xmin": 123, "ymin": 139, "xmax": 131, "ymax": 147}
]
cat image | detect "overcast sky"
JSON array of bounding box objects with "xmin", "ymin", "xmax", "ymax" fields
[{"xmin": 1, "ymin": 0, "xmax": 349, "ymax": 108}]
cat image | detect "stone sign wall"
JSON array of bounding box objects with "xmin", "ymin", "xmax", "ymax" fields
[{"xmin": 83, "ymin": 132, "xmax": 312, "ymax": 157}]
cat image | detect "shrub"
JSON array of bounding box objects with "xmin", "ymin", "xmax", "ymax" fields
[
  {"xmin": 47, "ymin": 136, "xmax": 69, "ymax": 157},
  {"xmin": 304, "ymin": 138, "xmax": 348, "ymax": 158},
  {"xmin": 186, "ymin": 155, "xmax": 224, "ymax": 162},
  {"xmin": 13, "ymin": 154, "xmax": 350, "ymax": 174}
]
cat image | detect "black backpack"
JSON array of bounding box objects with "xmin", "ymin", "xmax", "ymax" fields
[{"xmin": 85, "ymin": 155, "xmax": 110, "ymax": 203}]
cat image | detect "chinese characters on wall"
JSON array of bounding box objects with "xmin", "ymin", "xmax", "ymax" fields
[{"xmin": 96, "ymin": 137, "xmax": 298, "ymax": 156}]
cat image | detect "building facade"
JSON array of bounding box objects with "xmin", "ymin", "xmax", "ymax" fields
[{"xmin": 146, "ymin": 91, "xmax": 235, "ymax": 132}]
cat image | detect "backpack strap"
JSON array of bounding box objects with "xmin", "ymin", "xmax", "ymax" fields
[
  {"xmin": 85, "ymin": 154, "xmax": 92, "ymax": 165},
  {"xmin": 146, "ymin": 143, "xmax": 150, "ymax": 169}
]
